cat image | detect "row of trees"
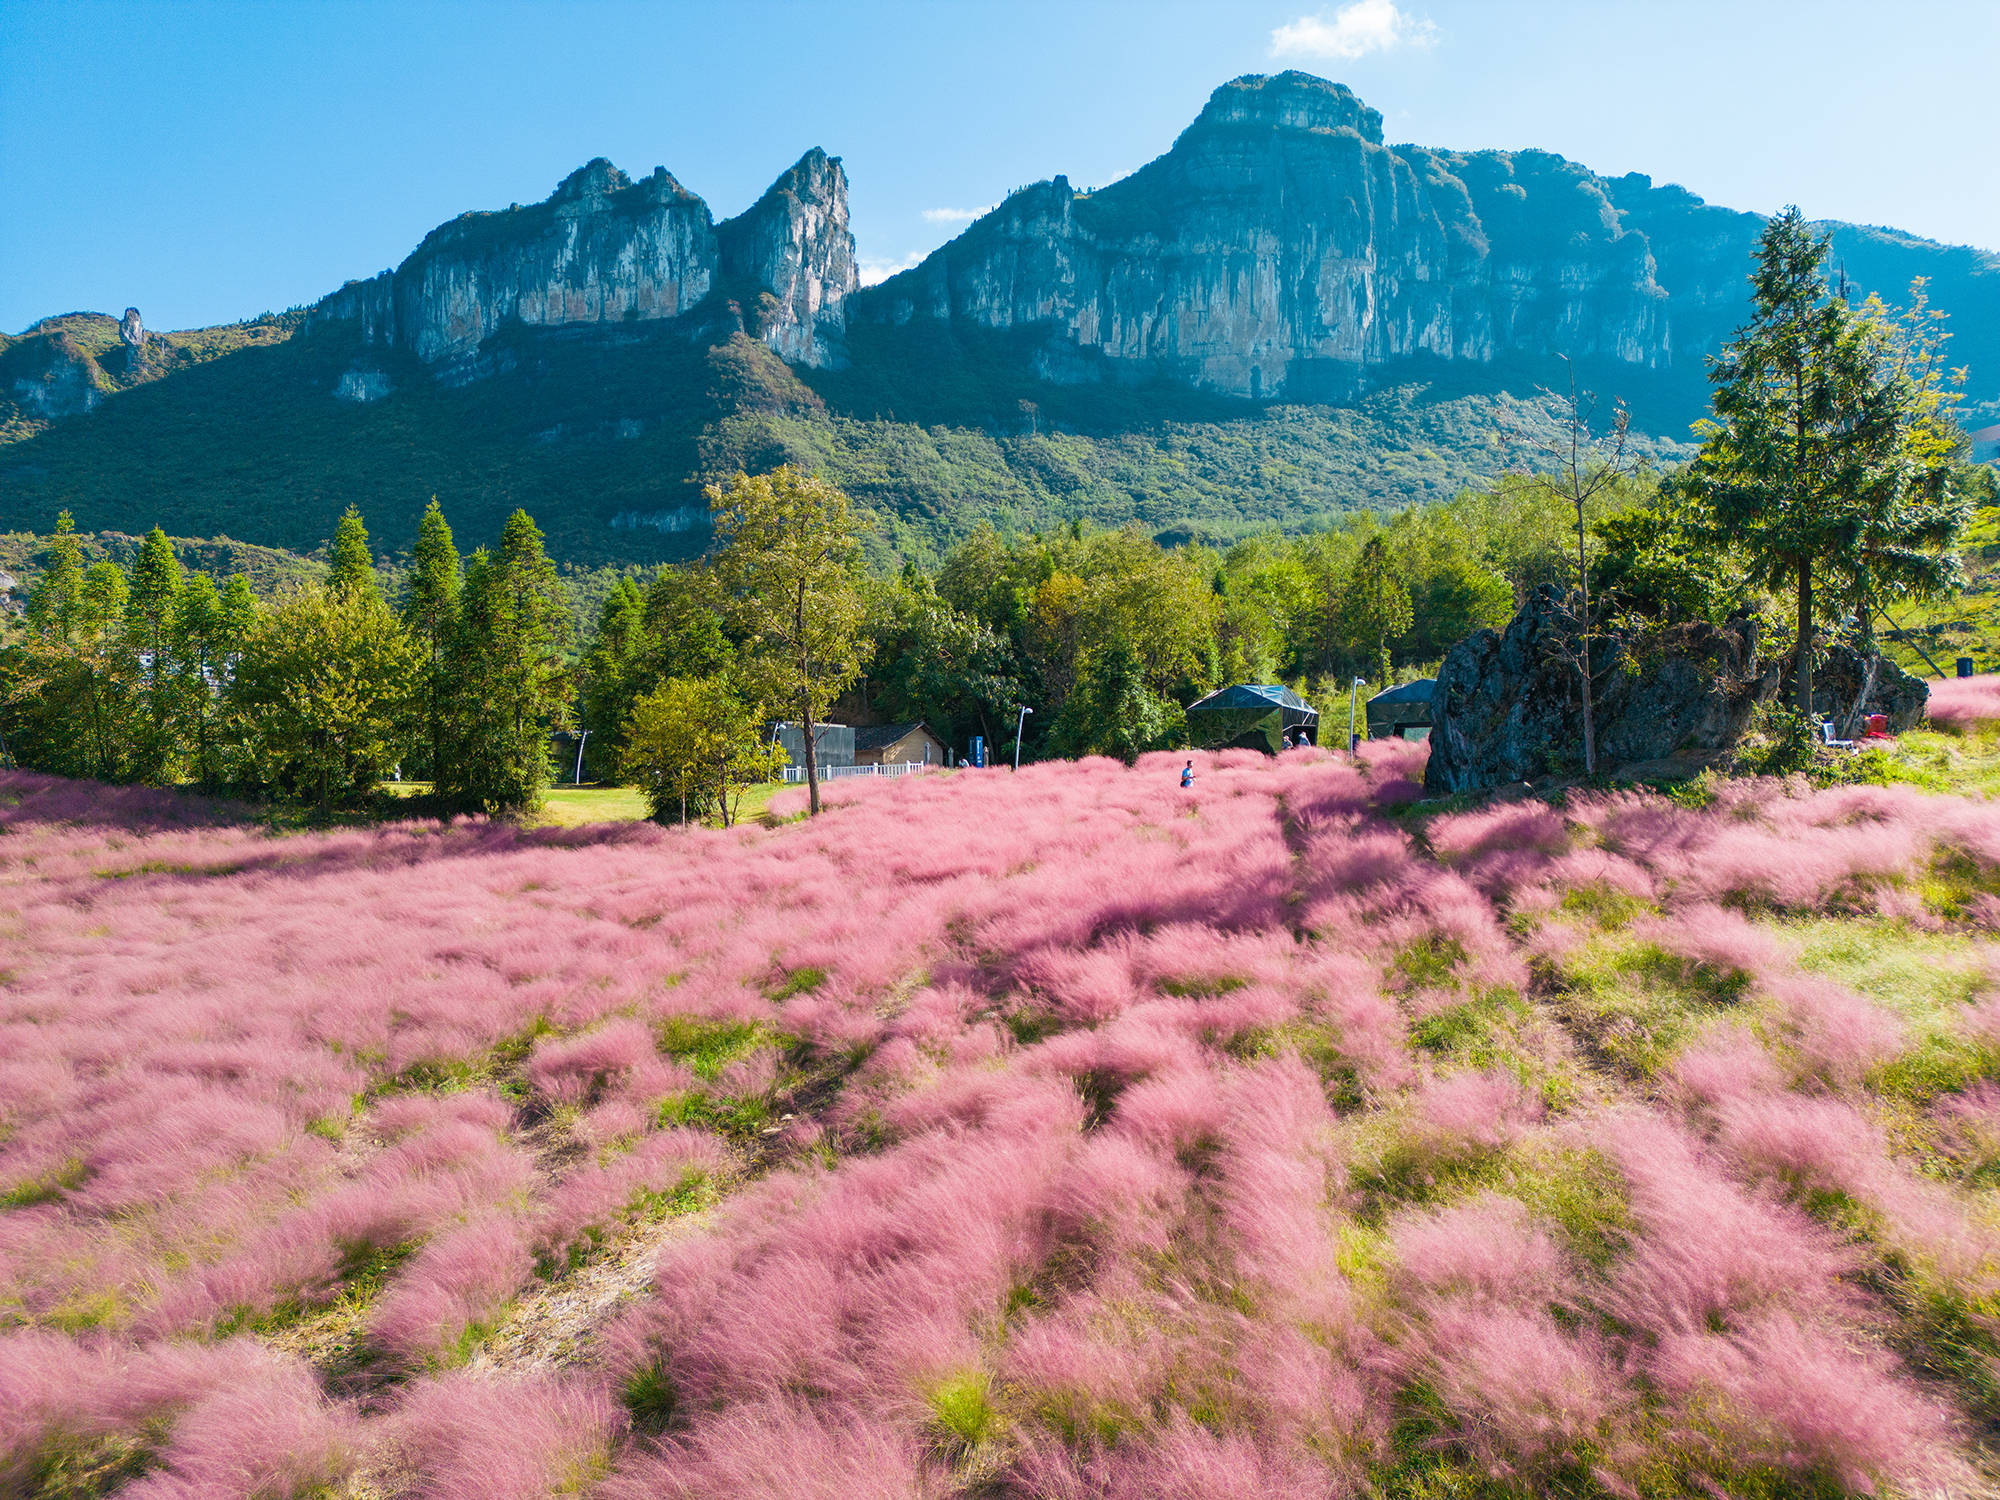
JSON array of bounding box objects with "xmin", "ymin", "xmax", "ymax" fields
[
  {"xmin": 1, "ymin": 502, "xmax": 572, "ymax": 815},
  {"xmin": 3, "ymin": 211, "xmax": 1991, "ymax": 818}
]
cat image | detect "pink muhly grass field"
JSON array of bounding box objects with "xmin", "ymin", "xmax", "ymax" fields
[
  {"xmin": 7, "ymin": 740, "xmax": 2000, "ymax": 1495},
  {"xmin": 1926, "ymin": 671, "xmax": 2000, "ymax": 732}
]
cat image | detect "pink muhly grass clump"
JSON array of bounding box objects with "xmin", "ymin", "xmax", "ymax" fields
[
  {"xmin": 605, "ymin": 1397, "xmax": 924, "ymax": 1500},
  {"xmin": 1924, "ymin": 672, "xmax": 2000, "ymax": 732},
  {"xmin": 525, "ymin": 1019, "xmax": 658, "ymax": 1105},
  {"xmin": 366, "ymin": 1215, "xmax": 534, "ymax": 1366},
  {"xmin": 1651, "ymin": 1313, "xmax": 1966, "ymax": 1493},
  {"xmin": 1390, "ymin": 1194, "xmax": 1567, "ymax": 1305},
  {"xmin": 1413, "ymin": 1068, "xmax": 1542, "ymax": 1154},
  {"xmin": 1766, "ymin": 973, "xmax": 1904, "ymax": 1085},
  {"xmin": 1214, "ymin": 1058, "xmax": 1348, "ymax": 1323},
  {"xmin": 1110, "ymin": 1068, "xmax": 1228, "ymax": 1155},
  {"xmin": 1418, "ymin": 1300, "xmax": 1629, "ymax": 1476},
  {"xmin": 1668, "ymin": 1025, "xmax": 1783, "ymax": 1106},
  {"xmin": 119, "ymin": 1358, "xmax": 357, "ymax": 1500},
  {"xmin": 1714, "ymin": 1092, "xmax": 1885, "ymax": 1201},
  {"xmin": 1016, "ymin": 1414, "xmax": 1341, "ymax": 1500},
  {"xmin": 1632, "ymin": 903, "xmax": 1784, "ymax": 983},
  {"xmin": 389, "ymin": 1372, "xmax": 623, "ymax": 1500},
  {"xmin": 534, "ymin": 1129, "xmax": 727, "ymax": 1261},
  {"xmin": 1599, "ymin": 1112, "xmax": 1854, "ymax": 1338}
]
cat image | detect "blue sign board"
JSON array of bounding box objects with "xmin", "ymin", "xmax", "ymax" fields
[{"xmin": 971, "ymin": 735, "xmax": 986, "ymax": 768}]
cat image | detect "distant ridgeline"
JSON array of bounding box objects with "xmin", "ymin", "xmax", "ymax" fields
[{"xmin": 3, "ymin": 71, "xmax": 1995, "ymax": 567}]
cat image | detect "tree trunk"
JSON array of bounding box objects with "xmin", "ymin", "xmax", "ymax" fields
[
  {"xmin": 798, "ymin": 582, "xmax": 820, "ymax": 817},
  {"xmin": 1795, "ymin": 559, "xmax": 1815, "ymax": 717},
  {"xmin": 1577, "ymin": 499, "xmax": 1596, "ymax": 777}
]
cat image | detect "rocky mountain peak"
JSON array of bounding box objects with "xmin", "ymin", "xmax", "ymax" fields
[
  {"xmin": 552, "ymin": 157, "xmax": 632, "ymax": 205},
  {"xmin": 308, "ymin": 146, "xmax": 853, "ymax": 372},
  {"xmin": 716, "ymin": 149, "xmax": 857, "ymax": 367},
  {"xmin": 1189, "ymin": 71, "xmax": 1385, "ymax": 146}
]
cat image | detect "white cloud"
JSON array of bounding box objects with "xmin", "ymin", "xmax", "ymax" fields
[
  {"xmin": 1270, "ymin": 0, "xmax": 1437, "ymax": 60},
  {"xmin": 921, "ymin": 205, "xmax": 996, "ymax": 225},
  {"xmin": 856, "ymin": 253, "xmax": 923, "ymax": 287}
]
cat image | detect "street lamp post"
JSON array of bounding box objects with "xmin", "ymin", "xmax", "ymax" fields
[
  {"xmin": 574, "ymin": 728, "xmax": 590, "ymax": 786},
  {"xmin": 1014, "ymin": 706, "xmax": 1033, "ymax": 771},
  {"xmin": 1349, "ymin": 677, "xmax": 1364, "ymax": 757}
]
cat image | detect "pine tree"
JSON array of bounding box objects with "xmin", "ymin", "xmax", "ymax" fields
[
  {"xmin": 577, "ymin": 574, "xmax": 647, "ymax": 782},
  {"xmin": 1682, "ymin": 207, "xmax": 1969, "ymax": 715},
  {"xmin": 400, "ymin": 498, "xmax": 461, "ymax": 781},
  {"xmin": 172, "ymin": 575, "xmax": 229, "ymax": 788},
  {"xmin": 437, "ymin": 510, "xmax": 572, "ymax": 812},
  {"xmin": 327, "ymin": 505, "xmax": 381, "ymax": 604},
  {"xmin": 126, "ymin": 527, "xmax": 185, "ymax": 783}
]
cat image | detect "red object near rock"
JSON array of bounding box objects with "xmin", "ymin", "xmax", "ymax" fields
[{"xmin": 1865, "ymin": 714, "xmax": 1891, "ymax": 738}]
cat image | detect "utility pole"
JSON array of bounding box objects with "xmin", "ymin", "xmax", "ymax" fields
[
  {"xmin": 1349, "ymin": 677, "xmax": 1364, "ymax": 755},
  {"xmin": 1014, "ymin": 706, "xmax": 1033, "ymax": 770}
]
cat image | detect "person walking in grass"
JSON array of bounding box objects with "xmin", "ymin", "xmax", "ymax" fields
[{"xmin": 1181, "ymin": 759, "xmax": 1196, "ymax": 789}]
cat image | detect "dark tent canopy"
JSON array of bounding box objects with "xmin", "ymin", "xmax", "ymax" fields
[
  {"xmin": 1186, "ymin": 683, "xmax": 1319, "ymax": 753},
  {"xmin": 1366, "ymin": 678, "xmax": 1435, "ymax": 741}
]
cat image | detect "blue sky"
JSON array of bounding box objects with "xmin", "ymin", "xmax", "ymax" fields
[{"xmin": 4, "ymin": 0, "xmax": 1996, "ymax": 334}]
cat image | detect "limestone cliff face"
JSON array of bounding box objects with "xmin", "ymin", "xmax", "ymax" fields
[
  {"xmin": 308, "ymin": 151, "xmax": 856, "ymax": 373},
  {"xmin": 855, "ymin": 73, "xmax": 1680, "ymax": 399},
  {"xmin": 716, "ymin": 149, "xmax": 856, "ymax": 367}
]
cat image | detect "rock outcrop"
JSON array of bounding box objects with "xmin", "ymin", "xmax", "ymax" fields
[
  {"xmin": 307, "ymin": 151, "xmax": 856, "ymax": 376},
  {"xmin": 1424, "ymin": 585, "xmax": 1776, "ymax": 794},
  {"xmin": 852, "ymin": 71, "xmax": 1998, "ymax": 406},
  {"xmin": 7, "ymin": 332, "xmax": 107, "ymax": 421},
  {"xmin": 1807, "ymin": 645, "xmax": 1930, "ymax": 733},
  {"xmin": 118, "ymin": 308, "xmax": 147, "ymax": 374}
]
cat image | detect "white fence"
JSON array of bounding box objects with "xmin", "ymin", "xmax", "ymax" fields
[{"xmin": 780, "ymin": 761, "xmax": 937, "ymax": 784}]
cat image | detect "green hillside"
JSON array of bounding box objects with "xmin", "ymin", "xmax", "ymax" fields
[{"xmin": 0, "ymin": 313, "xmax": 1694, "ymax": 569}]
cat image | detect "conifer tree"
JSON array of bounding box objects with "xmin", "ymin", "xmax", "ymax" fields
[
  {"xmin": 1681, "ymin": 207, "xmax": 1969, "ymax": 714},
  {"xmin": 400, "ymin": 498, "xmax": 462, "ymax": 780},
  {"xmin": 172, "ymin": 575, "xmax": 229, "ymax": 788},
  {"xmin": 577, "ymin": 574, "xmax": 647, "ymax": 781},
  {"xmin": 126, "ymin": 527, "xmax": 185, "ymax": 783},
  {"xmin": 437, "ymin": 510, "xmax": 572, "ymax": 812},
  {"xmin": 327, "ymin": 505, "xmax": 381, "ymax": 604}
]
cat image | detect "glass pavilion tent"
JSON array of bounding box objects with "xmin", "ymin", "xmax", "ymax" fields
[
  {"xmin": 1185, "ymin": 683, "xmax": 1320, "ymax": 753},
  {"xmin": 1365, "ymin": 678, "xmax": 1436, "ymax": 741}
]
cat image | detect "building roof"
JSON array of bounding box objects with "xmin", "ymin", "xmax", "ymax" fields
[
  {"xmin": 1187, "ymin": 683, "xmax": 1316, "ymax": 713},
  {"xmin": 853, "ymin": 722, "xmax": 934, "ymax": 752},
  {"xmin": 1368, "ymin": 678, "xmax": 1435, "ymax": 707}
]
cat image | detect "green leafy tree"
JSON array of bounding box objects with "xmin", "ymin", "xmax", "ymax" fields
[
  {"xmin": 327, "ymin": 505, "xmax": 382, "ymax": 604},
  {"xmin": 1050, "ymin": 639, "xmax": 1185, "ymax": 764},
  {"xmin": 12, "ymin": 516, "xmax": 137, "ymax": 780},
  {"xmin": 438, "ymin": 510, "xmax": 574, "ymax": 813},
  {"xmin": 1680, "ymin": 207, "xmax": 1970, "ymax": 713},
  {"xmin": 169, "ymin": 573, "xmax": 253, "ymax": 790},
  {"xmin": 6, "ymin": 514, "xmax": 131, "ymax": 778},
  {"xmin": 399, "ymin": 498, "xmax": 462, "ymax": 781},
  {"xmin": 227, "ymin": 584, "xmax": 418, "ymax": 815},
  {"xmin": 126, "ymin": 527, "xmax": 185, "ymax": 783},
  {"xmin": 1342, "ymin": 535, "xmax": 1413, "ymax": 688},
  {"xmin": 622, "ymin": 673, "xmax": 786, "ymax": 826},
  {"xmin": 709, "ymin": 467, "xmax": 868, "ymax": 816},
  {"xmin": 576, "ymin": 574, "xmax": 649, "ymax": 781},
  {"xmin": 865, "ymin": 569, "xmax": 1023, "ymax": 754}
]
